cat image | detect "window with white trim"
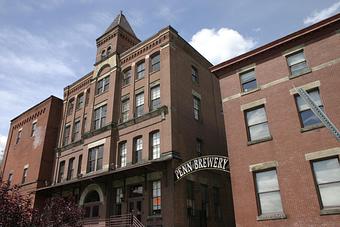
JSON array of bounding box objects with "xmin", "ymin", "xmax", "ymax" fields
[
  {"xmin": 31, "ymin": 122, "xmax": 37, "ymax": 137},
  {"xmin": 245, "ymin": 106, "xmax": 271, "ymax": 142},
  {"xmin": 150, "ymin": 85, "xmax": 160, "ymax": 111},
  {"xmin": 286, "ymin": 49, "xmax": 309, "ymax": 76},
  {"xmin": 240, "ymin": 68, "xmax": 257, "ymax": 92},
  {"xmin": 96, "ymin": 76, "xmax": 109, "ymax": 95},
  {"xmin": 254, "ymin": 169, "xmax": 283, "ymax": 215},
  {"xmin": 136, "ymin": 61, "xmax": 145, "ymax": 80},
  {"xmin": 151, "ymin": 180, "xmax": 161, "ymax": 215},
  {"xmin": 93, "ymin": 105, "xmax": 107, "ymax": 130},
  {"xmin": 87, "ymin": 145, "xmax": 104, "ymax": 173},
  {"xmin": 121, "ymin": 98, "xmax": 129, "ymax": 123},
  {"xmin": 295, "ymin": 89, "xmax": 323, "ymax": 128},
  {"xmin": 119, "ymin": 142, "xmax": 127, "ymax": 167},
  {"xmin": 16, "ymin": 130, "xmax": 22, "ymax": 144},
  {"xmin": 63, "ymin": 125, "xmax": 71, "ymax": 146},
  {"xmin": 135, "ymin": 92, "xmax": 144, "ymax": 117},
  {"xmin": 134, "ymin": 137, "xmax": 143, "ymax": 163},
  {"xmin": 122, "ymin": 68, "xmax": 131, "ymax": 86},
  {"xmin": 311, "ymin": 157, "xmax": 340, "ymax": 209},
  {"xmin": 151, "ymin": 131, "xmax": 160, "ymax": 159},
  {"xmin": 193, "ymin": 96, "xmax": 201, "ymax": 120}
]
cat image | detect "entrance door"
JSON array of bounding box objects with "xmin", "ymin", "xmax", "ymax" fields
[{"xmin": 128, "ymin": 198, "xmax": 143, "ymax": 221}]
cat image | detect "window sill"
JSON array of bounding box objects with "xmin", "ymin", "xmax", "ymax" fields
[
  {"xmin": 320, "ymin": 207, "xmax": 340, "ymax": 215},
  {"xmin": 147, "ymin": 215, "xmax": 162, "ymax": 220},
  {"xmin": 257, "ymin": 212, "xmax": 287, "ymax": 221},
  {"xmin": 135, "ymin": 77, "xmax": 144, "ymax": 82},
  {"xmin": 149, "ymin": 69, "xmax": 160, "ymax": 76},
  {"xmin": 247, "ymin": 136, "xmax": 273, "ymax": 146},
  {"xmin": 121, "ymin": 83, "xmax": 130, "ymax": 89},
  {"xmin": 300, "ymin": 124, "xmax": 324, "ymax": 133},
  {"xmin": 94, "ymin": 90, "xmax": 109, "ymax": 98},
  {"xmin": 241, "ymin": 87, "xmax": 260, "ymax": 96},
  {"xmin": 288, "ymin": 68, "xmax": 312, "ymax": 79}
]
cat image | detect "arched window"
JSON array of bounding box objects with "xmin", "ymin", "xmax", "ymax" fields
[
  {"xmin": 101, "ymin": 50, "xmax": 106, "ymax": 59},
  {"xmin": 107, "ymin": 46, "xmax": 112, "ymax": 55},
  {"xmin": 84, "ymin": 190, "xmax": 100, "ymax": 218}
]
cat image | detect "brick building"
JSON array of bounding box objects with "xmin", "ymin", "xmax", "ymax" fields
[
  {"xmin": 11, "ymin": 12, "xmax": 235, "ymax": 227},
  {"xmin": 212, "ymin": 14, "xmax": 340, "ymax": 226},
  {"xmin": 0, "ymin": 96, "xmax": 63, "ymax": 207}
]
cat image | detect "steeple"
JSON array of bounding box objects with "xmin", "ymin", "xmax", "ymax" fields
[
  {"xmin": 95, "ymin": 11, "xmax": 140, "ymax": 63},
  {"xmin": 103, "ymin": 10, "xmax": 136, "ymax": 37}
]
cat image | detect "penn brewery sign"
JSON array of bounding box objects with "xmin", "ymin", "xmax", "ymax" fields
[{"xmin": 175, "ymin": 155, "xmax": 229, "ymax": 181}]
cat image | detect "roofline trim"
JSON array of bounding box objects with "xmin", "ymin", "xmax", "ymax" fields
[{"xmin": 210, "ymin": 13, "xmax": 340, "ymax": 74}]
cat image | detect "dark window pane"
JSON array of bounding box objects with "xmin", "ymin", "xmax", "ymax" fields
[
  {"xmin": 92, "ymin": 205, "xmax": 99, "ymax": 217},
  {"xmin": 242, "ymin": 80, "xmax": 257, "ymax": 92},
  {"xmin": 300, "ymin": 109, "xmax": 322, "ymax": 127}
]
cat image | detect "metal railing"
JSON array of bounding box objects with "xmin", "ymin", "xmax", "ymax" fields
[{"xmin": 81, "ymin": 213, "xmax": 144, "ymax": 227}]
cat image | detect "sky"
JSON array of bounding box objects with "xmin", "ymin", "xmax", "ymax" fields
[{"xmin": 0, "ymin": 0, "xmax": 339, "ymax": 159}]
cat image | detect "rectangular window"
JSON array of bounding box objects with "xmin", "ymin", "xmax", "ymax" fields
[
  {"xmin": 151, "ymin": 131, "xmax": 160, "ymax": 159},
  {"xmin": 134, "ymin": 137, "xmax": 143, "ymax": 163},
  {"xmin": 87, "ymin": 145, "xmax": 104, "ymax": 173},
  {"xmin": 135, "ymin": 92, "xmax": 144, "ymax": 117},
  {"xmin": 187, "ymin": 180, "xmax": 195, "ymax": 216},
  {"xmin": 119, "ymin": 142, "xmax": 127, "ymax": 167},
  {"xmin": 201, "ymin": 184, "xmax": 209, "ymax": 218},
  {"xmin": 213, "ymin": 187, "xmax": 222, "ymax": 218},
  {"xmin": 192, "ymin": 66, "xmax": 199, "ymax": 83},
  {"xmin": 151, "ymin": 53, "xmax": 160, "ymax": 73},
  {"xmin": 152, "ymin": 180, "xmax": 161, "ymax": 215},
  {"xmin": 77, "ymin": 155, "xmax": 82, "ymax": 176},
  {"xmin": 193, "ymin": 96, "xmax": 201, "ymax": 120},
  {"xmin": 58, "ymin": 161, "xmax": 65, "ymax": 183},
  {"xmin": 255, "ymin": 169, "xmax": 283, "ymax": 215},
  {"xmin": 96, "ymin": 76, "xmax": 110, "ymax": 94},
  {"xmin": 115, "ymin": 187, "xmax": 123, "ymax": 215},
  {"xmin": 8, "ymin": 173, "xmax": 13, "ymax": 185},
  {"xmin": 312, "ymin": 157, "xmax": 340, "ymax": 208},
  {"xmin": 122, "ymin": 68, "xmax": 131, "ymax": 86},
  {"xmin": 196, "ymin": 138, "xmax": 202, "ymax": 156},
  {"xmin": 136, "ymin": 61, "xmax": 145, "ymax": 80},
  {"xmin": 63, "ymin": 125, "xmax": 71, "ymax": 146},
  {"xmin": 240, "ymin": 69, "xmax": 257, "ymax": 92},
  {"xmin": 245, "ymin": 106, "xmax": 270, "ymax": 142},
  {"xmin": 72, "ymin": 120, "xmax": 81, "ymax": 142},
  {"xmin": 67, "ymin": 157, "xmax": 75, "ymax": 180},
  {"xmin": 286, "ymin": 50, "xmax": 309, "ymax": 76},
  {"xmin": 22, "ymin": 168, "xmax": 28, "ymax": 184},
  {"xmin": 295, "ymin": 89, "xmax": 323, "ymax": 128},
  {"xmin": 121, "ymin": 98, "xmax": 129, "ymax": 123},
  {"xmin": 76, "ymin": 93, "xmax": 84, "ymax": 110},
  {"xmin": 16, "ymin": 130, "xmax": 22, "ymax": 144},
  {"xmin": 150, "ymin": 85, "xmax": 161, "ymax": 111},
  {"xmin": 93, "ymin": 105, "xmax": 107, "ymax": 130},
  {"xmin": 67, "ymin": 99, "xmax": 74, "ymax": 115},
  {"xmin": 31, "ymin": 122, "xmax": 37, "ymax": 137}
]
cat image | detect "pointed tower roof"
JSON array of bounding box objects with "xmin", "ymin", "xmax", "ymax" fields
[{"xmin": 104, "ymin": 11, "xmax": 136, "ymax": 37}]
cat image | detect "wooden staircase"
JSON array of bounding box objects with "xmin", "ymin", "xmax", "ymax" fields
[{"xmin": 82, "ymin": 213, "xmax": 144, "ymax": 227}]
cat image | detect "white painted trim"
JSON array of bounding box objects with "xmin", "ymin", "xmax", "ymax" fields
[
  {"xmin": 240, "ymin": 98, "xmax": 266, "ymax": 111},
  {"xmin": 87, "ymin": 138, "xmax": 106, "ymax": 149},
  {"xmin": 94, "ymin": 101, "xmax": 107, "ymax": 109},
  {"xmin": 238, "ymin": 64, "xmax": 256, "ymax": 74},
  {"xmin": 32, "ymin": 119, "xmax": 38, "ymax": 124},
  {"xmin": 249, "ymin": 161, "xmax": 278, "ymax": 172},
  {"xmin": 289, "ymin": 80, "xmax": 320, "ymax": 95},
  {"xmin": 305, "ymin": 147, "xmax": 340, "ymax": 160},
  {"xmin": 282, "ymin": 45, "xmax": 305, "ymax": 56},
  {"xmin": 79, "ymin": 183, "xmax": 104, "ymax": 205},
  {"xmin": 24, "ymin": 164, "xmax": 29, "ymax": 169}
]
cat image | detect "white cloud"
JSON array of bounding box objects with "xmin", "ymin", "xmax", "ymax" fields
[
  {"xmin": 0, "ymin": 134, "xmax": 7, "ymax": 160},
  {"xmin": 304, "ymin": 1, "xmax": 340, "ymax": 25},
  {"xmin": 189, "ymin": 28, "xmax": 256, "ymax": 65}
]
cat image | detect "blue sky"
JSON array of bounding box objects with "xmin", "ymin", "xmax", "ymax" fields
[{"xmin": 0, "ymin": 0, "xmax": 339, "ymax": 157}]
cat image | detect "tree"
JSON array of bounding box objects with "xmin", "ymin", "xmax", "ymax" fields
[
  {"xmin": 0, "ymin": 179, "xmax": 84, "ymax": 227},
  {"xmin": 0, "ymin": 181, "xmax": 34, "ymax": 226},
  {"xmin": 36, "ymin": 196, "xmax": 84, "ymax": 227}
]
